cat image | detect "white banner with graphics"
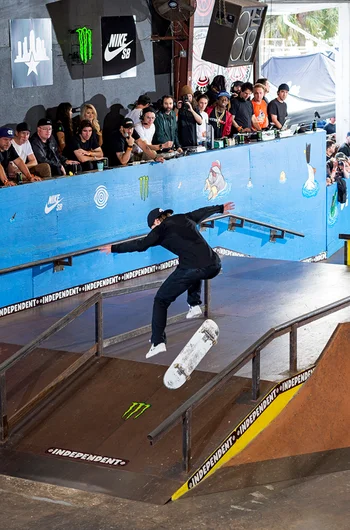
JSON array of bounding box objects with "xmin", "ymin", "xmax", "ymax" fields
[{"xmin": 10, "ymin": 18, "xmax": 53, "ymax": 88}]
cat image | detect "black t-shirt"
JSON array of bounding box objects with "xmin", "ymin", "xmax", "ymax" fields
[
  {"xmin": 67, "ymin": 135, "xmax": 99, "ymax": 161},
  {"xmin": 324, "ymin": 123, "xmax": 336, "ymax": 135},
  {"xmin": 104, "ymin": 129, "xmax": 140, "ymax": 166},
  {"xmin": 207, "ymin": 108, "xmax": 226, "ymax": 139},
  {"xmin": 111, "ymin": 205, "xmax": 224, "ymax": 269},
  {"xmin": 177, "ymin": 107, "xmax": 200, "ymax": 147},
  {"xmin": 268, "ymin": 99, "xmax": 288, "ymax": 127},
  {"xmin": 0, "ymin": 145, "xmax": 19, "ymax": 173},
  {"xmin": 230, "ymin": 98, "xmax": 254, "ymax": 131}
]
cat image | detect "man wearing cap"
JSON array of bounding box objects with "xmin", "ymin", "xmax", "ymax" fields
[
  {"xmin": 206, "ymin": 92, "xmax": 233, "ymax": 139},
  {"xmin": 177, "ymin": 85, "xmax": 202, "ymax": 147},
  {"xmin": 105, "ymin": 117, "xmax": 164, "ymax": 166},
  {"xmin": 230, "ymin": 82, "xmax": 260, "ymax": 134},
  {"xmin": 12, "ymin": 123, "xmax": 51, "ymax": 178},
  {"xmin": 337, "ymin": 132, "xmax": 350, "ymax": 158},
  {"xmin": 268, "ymin": 83, "xmax": 289, "ymax": 129},
  {"xmin": 100, "ymin": 201, "xmax": 234, "ymax": 357},
  {"xmin": 30, "ymin": 118, "xmax": 79, "ymax": 176},
  {"xmin": 0, "ymin": 127, "xmax": 41, "ymax": 186}
]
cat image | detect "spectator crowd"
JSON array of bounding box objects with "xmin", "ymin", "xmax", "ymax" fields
[{"xmin": 0, "ymin": 75, "xmax": 339, "ymax": 188}]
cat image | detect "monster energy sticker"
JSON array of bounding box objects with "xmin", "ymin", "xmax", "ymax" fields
[
  {"xmin": 123, "ymin": 402, "xmax": 151, "ymax": 419},
  {"xmin": 139, "ymin": 176, "xmax": 149, "ymax": 200},
  {"xmin": 76, "ymin": 26, "xmax": 92, "ymax": 64}
]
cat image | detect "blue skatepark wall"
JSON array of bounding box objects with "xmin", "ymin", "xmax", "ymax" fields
[{"xmin": 1, "ymin": 130, "xmax": 346, "ymax": 316}]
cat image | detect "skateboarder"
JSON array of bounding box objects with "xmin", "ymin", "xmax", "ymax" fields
[{"xmin": 100, "ymin": 202, "xmax": 234, "ymax": 358}]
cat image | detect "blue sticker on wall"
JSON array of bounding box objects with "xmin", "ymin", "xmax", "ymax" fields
[
  {"xmin": 204, "ymin": 160, "xmax": 231, "ymax": 201},
  {"xmin": 302, "ymin": 143, "xmax": 319, "ymax": 198}
]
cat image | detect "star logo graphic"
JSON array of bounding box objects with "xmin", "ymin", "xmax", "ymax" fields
[{"xmin": 25, "ymin": 53, "xmax": 39, "ymax": 75}]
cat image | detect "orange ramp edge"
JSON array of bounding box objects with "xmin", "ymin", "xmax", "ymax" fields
[{"xmin": 172, "ymin": 323, "xmax": 350, "ymax": 501}]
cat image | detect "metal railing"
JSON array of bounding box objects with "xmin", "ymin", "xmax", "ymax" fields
[
  {"xmin": 148, "ymin": 294, "xmax": 350, "ymax": 472},
  {"xmin": 0, "ymin": 214, "xmax": 304, "ymax": 276},
  {"xmin": 0, "ymin": 279, "xmax": 211, "ymax": 443}
]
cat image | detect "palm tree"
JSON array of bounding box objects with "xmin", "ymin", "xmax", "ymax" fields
[{"xmin": 264, "ymin": 8, "xmax": 338, "ymax": 47}]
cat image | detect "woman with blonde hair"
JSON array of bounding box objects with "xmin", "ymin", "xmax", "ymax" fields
[{"xmin": 80, "ymin": 103, "xmax": 103, "ymax": 146}]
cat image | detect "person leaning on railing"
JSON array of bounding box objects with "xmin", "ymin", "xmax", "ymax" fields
[{"xmin": 0, "ymin": 127, "xmax": 41, "ymax": 187}]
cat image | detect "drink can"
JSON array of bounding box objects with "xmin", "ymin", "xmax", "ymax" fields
[{"xmin": 257, "ymin": 131, "xmax": 262, "ymax": 141}]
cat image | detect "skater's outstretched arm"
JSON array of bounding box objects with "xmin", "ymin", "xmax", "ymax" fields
[
  {"xmin": 100, "ymin": 228, "xmax": 161, "ymax": 255},
  {"xmin": 186, "ymin": 201, "xmax": 235, "ymax": 224}
]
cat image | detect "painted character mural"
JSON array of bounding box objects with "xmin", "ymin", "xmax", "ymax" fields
[{"xmin": 204, "ymin": 160, "xmax": 230, "ymax": 200}]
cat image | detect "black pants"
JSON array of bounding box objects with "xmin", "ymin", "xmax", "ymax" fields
[{"xmin": 151, "ymin": 259, "xmax": 221, "ymax": 345}]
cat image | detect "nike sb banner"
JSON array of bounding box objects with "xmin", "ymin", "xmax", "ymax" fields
[
  {"xmin": 10, "ymin": 18, "xmax": 53, "ymax": 88},
  {"xmin": 101, "ymin": 16, "xmax": 137, "ymax": 80}
]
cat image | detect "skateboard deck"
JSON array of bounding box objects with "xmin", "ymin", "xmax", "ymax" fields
[{"xmin": 164, "ymin": 319, "xmax": 219, "ymax": 390}]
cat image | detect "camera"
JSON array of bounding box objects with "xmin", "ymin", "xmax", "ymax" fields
[{"xmin": 183, "ymin": 95, "xmax": 189, "ymax": 103}]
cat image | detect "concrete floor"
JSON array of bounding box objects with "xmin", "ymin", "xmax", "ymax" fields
[{"xmin": 1, "ymin": 471, "xmax": 350, "ymax": 530}]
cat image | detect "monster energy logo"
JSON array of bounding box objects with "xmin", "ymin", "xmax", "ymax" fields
[
  {"xmin": 139, "ymin": 176, "xmax": 149, "ymax": 201},
  {"xmin": 122, "ymin": 402, "xmax": 151, "ymax": 420},
  {"xmin": 76, "ymin": 27, "xmax": 92, "ymax": 64}
]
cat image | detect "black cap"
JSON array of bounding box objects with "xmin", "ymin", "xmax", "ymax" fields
[
  {"xmin": 147, "ymin": 208, "xmax": 173, "ymax": 228},
  {"xmin": 122, "ymin": 117, "xmax": 135, "ymax": 128},
  {"xmin": 278, "ymin": 83, "xmax": 290, "ymax": 92},
  {"xmin": 37, "ymin": 118, "xmax": 53, "ymax": 127},
  {"xmin": 16, "ymin": 122, "xmax": 31, "ymax": 132}
]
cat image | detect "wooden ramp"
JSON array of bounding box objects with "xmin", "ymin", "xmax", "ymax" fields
[
  {"xmin": 0, "ymin": 343, "xmax": 273, "ymax": 504},
  {"xmin": 178, "ymin": 323, "xmax": 350, "ymax": 499}
]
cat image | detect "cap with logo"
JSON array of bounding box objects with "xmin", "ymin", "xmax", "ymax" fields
[
  {"xmin": 122, "ymin": 117, "xmax": 135, "ymax": 129},
  {"xmin": 16, "ymin": 122, "xmax": 31, "ymax": 133},
  {"xmin": 346, "ymin": 132, "xmax": 350, "ymax": 137},
  {"xmin": 217, "ymin": 91, "xmax": 230, "ymax": 99},
  {"xmin": 147, "ymin": 208, "xmax": 173, "ymax": 228},
  {"xmin": 37, "ymin": 118, "xmax": 53, "ymax": 127},
  {"xmin": 0, "ymin": 127, "xmax": 14, "ymax": 138},
  {"xmin": 278, "ymin": 83, "xmax": 290, "ymax": 92}
]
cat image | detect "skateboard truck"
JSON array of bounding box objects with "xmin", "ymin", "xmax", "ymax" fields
[{"xmin": 174, "ymin": 363, "xmax": 191, "ymax": 381}]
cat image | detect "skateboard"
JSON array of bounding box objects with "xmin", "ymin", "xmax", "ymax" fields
[{"xmin": 163, "ymin": 319, "xmax": 219, "ymax": 390}]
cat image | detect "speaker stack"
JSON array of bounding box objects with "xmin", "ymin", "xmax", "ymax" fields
[{"xmin": 202, "ymin": 0, "xmax": 267, "ymax": 67}]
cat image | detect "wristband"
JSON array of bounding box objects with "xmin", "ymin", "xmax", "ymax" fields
[
  {"xmin": 237, "ymin": 126, "xmax": 243, "ymax": 132},
  {"xmin": 126, "ymin": 146, "xmax": 132, "ymax": 150}
]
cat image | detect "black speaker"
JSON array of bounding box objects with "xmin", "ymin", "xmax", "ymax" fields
[{"xmin": 202, "ymin": 0, "xmax": 267, "ymax": 67}]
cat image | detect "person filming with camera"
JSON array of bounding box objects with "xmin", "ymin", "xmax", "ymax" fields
[{"xmin": 177, "ymin": 85, "xmax": 202, "ymax": 147}]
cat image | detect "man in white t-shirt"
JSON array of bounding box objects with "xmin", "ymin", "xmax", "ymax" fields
[
  {"xmin": 135, "ymin": 107, "xmax": 172, "ymax": 160},
  {"xmin": 126, "ymin": 94, "xmax": 151, "ymax": 126},
  {"xmin": 12, "ymin": 122, "xmax": 51, "ymax": 178},
  {"xmin": 196, "ymin": 94, "xmax": 209, "ymax": 146}
]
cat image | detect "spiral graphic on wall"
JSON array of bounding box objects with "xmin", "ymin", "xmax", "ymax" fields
[{"xmin": 94, "ymin": 185, "xmax": 109, "ymax": 209}]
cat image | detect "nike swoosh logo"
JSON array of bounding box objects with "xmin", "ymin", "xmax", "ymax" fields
[
  {"xmin": 45, "ymin": 199, "xmax": 63, "ymax": 214},
  {"xmin": 104, "ymin": 40, "xmax": 133, "ymax": 62}
]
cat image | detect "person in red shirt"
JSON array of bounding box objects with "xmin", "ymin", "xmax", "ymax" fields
[
  {"xmin": 206, "ymin": 91, "xmax": 233, "ymax": 139},
  {"xmin": 252, "ymin": 83, "xmax": 268, "ymax": 130}
]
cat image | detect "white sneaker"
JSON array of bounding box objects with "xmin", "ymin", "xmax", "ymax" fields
[
  {"xmin": 146, "ymin": 342, "xmax": 167, "ymax": 358},
  {"xmin": 186, "ymin": 305, "xmax": 202, "ymax": 319}
]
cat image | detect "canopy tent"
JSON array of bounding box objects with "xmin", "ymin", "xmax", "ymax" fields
[{"xmin": 262, "ymin": 52, "xmax": 335, "ymax": 124}]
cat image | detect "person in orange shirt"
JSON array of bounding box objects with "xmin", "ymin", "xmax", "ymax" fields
[{"xmin": 252, "ymin": 83, "xmax": 268, "ymax": 130}]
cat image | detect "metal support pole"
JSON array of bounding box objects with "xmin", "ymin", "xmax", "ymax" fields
[
  {"xmin": 252, "ymin": 348, "xmax": 261, "ymax": 400},
  {"xmin": 95, "ymin": 296, "xmax": 104, "ymax": 356},
  {"xmin": 289, "ymin": 323, "xmax": 298, "ymax": 372},
  {"xmin": 0, "ymin": 374, "xmax": 8, "ymax": 442},
  {"xmin": 204, "ymin": 279, "xmax": 210, "ymax": 318},
  {"xmin": 182, "ymin": 409, "xmax": 192, "ymax": 472}
]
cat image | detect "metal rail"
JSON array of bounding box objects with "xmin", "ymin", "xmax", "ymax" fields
[
  {"xmin": 0, "ymin": 214, "xmax": 304, "ymax": 276},
  {"xmin": 148, "ymin": 294, "xmax": 350, "ymax": 472},
  {"xmin": 0, "ymin": 278, "xmax": 210, "ymax": 442},
  {"xmin": 201, "ymin": 213, "xmax": 304, "ymax": 242}
]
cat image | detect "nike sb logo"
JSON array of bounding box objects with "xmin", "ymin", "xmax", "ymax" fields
[
  {"xmin": 104, "ymin": 33, "xmax": 133, "ymax": 62},
  {"xmin": 45, "ymin": 194, "xmax": 63, "ymax": 214}
]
